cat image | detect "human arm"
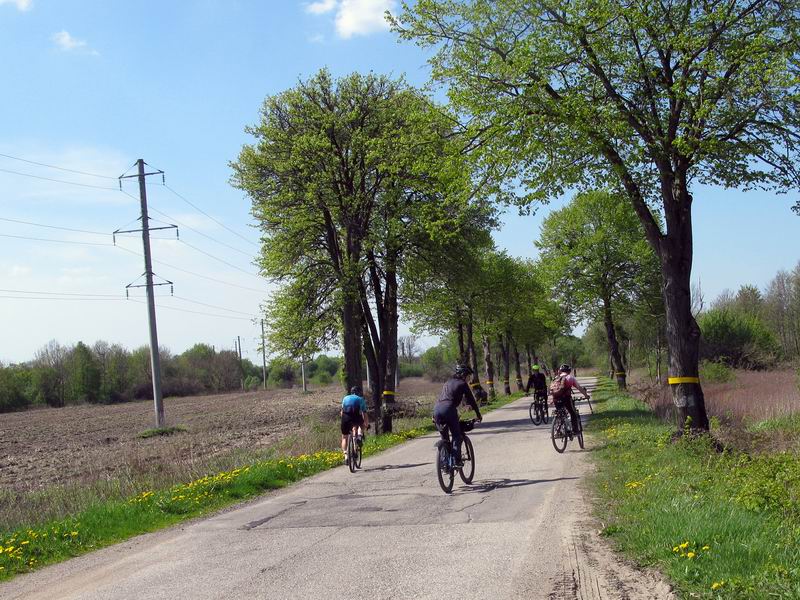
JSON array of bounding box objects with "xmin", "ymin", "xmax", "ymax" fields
[
  {"xmin": 462, "ymin": 382, "xmax": 482, "ymax": 421},
  {"xmin": 360, "ymin": 396, "xmax": 369, "ymax": 427}
]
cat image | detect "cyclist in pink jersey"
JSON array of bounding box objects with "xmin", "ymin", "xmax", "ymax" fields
[{"xmin": 552, "ymin": 364, "xmax": 589, "ymax": 434}]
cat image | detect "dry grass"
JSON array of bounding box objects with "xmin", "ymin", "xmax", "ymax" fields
[{"xmin": 629, "ymin": 368, "xmax": 800, "ymax": 453}]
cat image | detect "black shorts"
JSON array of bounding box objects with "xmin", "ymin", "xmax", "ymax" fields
[{"xmin": 341, "ymin": 412, "xmax": 364, "ymax": 435}]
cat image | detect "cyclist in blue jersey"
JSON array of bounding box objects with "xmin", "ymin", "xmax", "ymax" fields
[{"xmin": 340, "ymin": 385, "xmax": 369, "ymax": 463}]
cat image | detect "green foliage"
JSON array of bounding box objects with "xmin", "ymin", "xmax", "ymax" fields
[
  {"xmin": 399, "ymin": 362, "xmax": 424, "ymax": 378},
  {"xmin": 698, "ymin": 360, "xmax": 735, "ymax": 384},
  {"xmin": 266, "ymin": 358, "xmax": 296, "ymax": 388},
  {"xmin": 699, "ymin": 308, "xmax": 780, "ymax": 369},
  {"xmin": 420, "ymin": 339, "xmax": 461, "ymax": 381},
  {"xmin": 592, "ymin": 383, "xmax": 800, "ymax": 597},
  {"xmin": 243, "ymin": 375, "xmax": 261, "ymax": 391},
  {"xmin": 0, "ymin": 365, "xmax": 31, "ymax": 412}
]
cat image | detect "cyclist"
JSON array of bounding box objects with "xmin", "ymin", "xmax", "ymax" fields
[
  {"xmin": 525, "ymin": 364, "xmax": 547, "ymax": 398},
  {"xmin": 550, "ymin": 364, "xmax": 589, "ymax": 436},
  {"xmin": 434, "ymin": 364, "xmax": 482, "ymax": 466},
  {"xmin": 340, "ymin": 385, "xmax": 369, "ymax": 463}
]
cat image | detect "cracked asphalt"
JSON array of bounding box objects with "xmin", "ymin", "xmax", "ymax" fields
[{"xmin": 0, "ymin": 379, "xmax": 673, "ymax": 599}]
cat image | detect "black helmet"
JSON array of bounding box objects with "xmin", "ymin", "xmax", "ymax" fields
[
  {"xmin": 350, "ymin": 385, "xmax": 363, "ymax": 396},
  {"xmin": 559, "ymin": 364, "xmax": 572, "ymax": 373},
  {"xmin": 454, "ymin": 363, "xmax": 473, "ymax": 378}
]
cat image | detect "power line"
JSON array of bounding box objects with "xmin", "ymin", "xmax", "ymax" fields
[
  {"xmin": 128, "ymin": 297, "xmax": 254, "ymax": 321},
  {"xmin": 0, "ymin": 288, "xmax": 121, "ymax": 297},
  {"xmin": 164, "ymin": 184, "xmax": 258, "ymax": 247},
  {"xmin": 0, "ymin": 232, "xmax": 114, "ymax": 246},
  {"xmin": 0, "ymin": 295, "xmax": 128, "ymax": 301},
  {"xmin": 179, "ymin": 239, "xmax": 261, "ymax": 279},
  {"xmin": 0, "ymin": 216, "xmax": 110, "ymax": 237},
  {"xmin": 119, "ymin": 189, "xmax": 254, "ymax": 258},
  {"xmin": 0, "ymin": 152, "xmax": 118, "ymax": 179},
  {"xmin": 0, "ymin": 167, "xmax": 120, "ymax": 191},
  {"xmin": 115, "ymin": 244, "xmax": 266, "ymax": 293},
  {"xmin": 172, "ymin": 295, "xmax": 256, "ymax": 317}
]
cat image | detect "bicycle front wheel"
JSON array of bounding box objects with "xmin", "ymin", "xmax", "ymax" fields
[
  {"xmin": 530, "ymin": 402, "xmax": 541, "ymax": 425},
  {"xmin": 437, "ymin": 445, "xmax": 454, "ymax": 493},
  {"xmin": 459, "ymin": 436, "xmax": 475, "ymax": 484},
  {"xmin": 347, "ymin": 435, "xmax": 356, "ymax": 473},
  {"xmin": 551, "ymin": 415, "xmax": 568, "ymax": 453}
]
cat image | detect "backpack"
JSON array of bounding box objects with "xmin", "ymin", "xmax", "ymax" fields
[{"xmin": 549, "ymin": 374, "xmax": 571, "ymax": 400}]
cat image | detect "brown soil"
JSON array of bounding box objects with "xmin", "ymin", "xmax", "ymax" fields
[{"xmin": 0, "ymin": 378, "xmax": 442, "ymax": 494}]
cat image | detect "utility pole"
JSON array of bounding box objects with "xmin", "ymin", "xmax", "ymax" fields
[
  {"xmin": 237, "ymin": 335, "xmax": 244, "ymax": 391},
  {"xmin": 261, "ymin": 319, "xmax": 267, "ymax": 390},
  {"xmin": 301, "ymin": 359, "xmax": 307, "ymax": 392},
  {"xmin": 115, "ymin": 159, "xmax": 176, "ymax": 429}
]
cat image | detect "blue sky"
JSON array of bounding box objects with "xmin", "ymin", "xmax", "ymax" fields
[{"xmin": 0, "ymin": 0, "xmax": 797, "ymax": 364}]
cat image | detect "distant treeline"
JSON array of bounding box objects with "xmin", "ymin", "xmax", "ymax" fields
[{"xmin": 0, "ymin": 342, "xmax": 343, "ymax": 413}]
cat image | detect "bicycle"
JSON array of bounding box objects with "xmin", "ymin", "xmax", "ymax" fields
[
  {"xmin": 346, "ymin": 426, "xmax": 364, "ymax": 472},
  {"xmin": 528, "ymin": 389, "xmax": 549, "ymax": 425},
  {"xmin": 434, "ymin": 418, "xmax": 477, "ymax": 493},
  {"xmin": 550, "ymin": 399, "xmax": 585, "ymax": 453}
]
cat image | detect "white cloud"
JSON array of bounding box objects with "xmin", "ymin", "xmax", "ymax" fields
[
  {"xmin": 305, "ymin": 0, "xmax": 336, "ymax": 14},
  {"xmin": 0, "ymin": 0, "xmax": 32, "ymax": 11},
  {"xmin": 335, "ymin": 0, "xmax": 395, "ymax": 38},
  {"xmin": 51, "ymin": 30, "xmax": 98, "ymax": 55}
]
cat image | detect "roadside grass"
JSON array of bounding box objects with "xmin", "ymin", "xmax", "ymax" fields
[
  {"xmin": 589, "ymin": 379, "xmax": 800, "ymax": 598},
  {"xmin": 0, "ymin": 390, "xmax": 523, "ymax": 582},
  {"xmin": 748, "ymin": 413, "xmax": 800, "ymax": 435}
]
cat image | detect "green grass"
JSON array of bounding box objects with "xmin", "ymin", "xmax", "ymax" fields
[
  {"xmin": 0, "ymin": 390, "xmax": 524, "ymax": 582},
  {"xmin": 748, "ymin": 413, "xmax": 800, "ymax": 435},
  {"xmin": 137, "ymin": 425, "xmax": 187, "ymax": 439},
  {"xmin": 589, "ymin": 379, "xmax": 800, "ymax": 598}
]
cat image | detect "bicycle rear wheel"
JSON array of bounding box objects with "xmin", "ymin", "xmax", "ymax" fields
[
  {"xmin": 355, "ymin": 438, "xmax": 363, "ymax": 468},
  {"xmin": 459, "ymin": 436, "xmax": 475, "ymax": 484},
  {"xmin": 530, "ymin": 401, "xmax": 541, "ymax": 425},
  {"xmin": 551, "ymin": 415, "xmax": 568, "ymax": 453},
  {"xmin": 347, "ymin": 435, "xmax": 356, "ymax": 473},
  {"xmin": 544, "ymin": 401, "xmax": 549, "ymax": 424},
  {"xmin": 436, "ymin": 445, "xmax": 454, "ymax": 493}
]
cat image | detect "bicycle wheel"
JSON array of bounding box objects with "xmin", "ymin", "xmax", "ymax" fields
[
  {"xmin": 436, "ymin": 445, "xmax": 454, "ymax": 493},
  {"xmin": 459, "ymin": 436, "xmax": 475, "ymax": 484},
  {"xmin": 347, "ymin": 434, "xmax": 356, "ymax": 473},
  {"xmin": 551, "ymin": 415, "xmax": 568, "ymax": 453},
  {"xmin": 355, "ymin": 438, "xmax": 363, "ymax": 468},
  {"xmin": 544, "ymin": 401, "xmax": 549, "ymax": 424},
  {"xmin": 576, "ymin": 412, "xmax": 584, "ymax": 449},
  {"xmin": 530, "ymin": 401, "xmax": 541, "ymax": 425}
]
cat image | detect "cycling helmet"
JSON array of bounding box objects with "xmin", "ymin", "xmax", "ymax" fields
[
  {"xmin": 532, "ymin": 364, "xmax": 540, "ymax": 371},
  {"xmin": 454, "ymin": 363, "xmax": 473, "ymax": 378},
  {"xmin": 350, "ymin": 385, "xmax": 363, "ymax": 396},
  {"xmin": 559, "ymin": 364, "xmax": 571, "ymax": 373}
]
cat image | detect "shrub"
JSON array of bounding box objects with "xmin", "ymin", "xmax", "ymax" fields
[
  {"xmin": 399, "ymin": 362, "xmax": 424, "ymax": 378},
  {"xmin": 243, "ymin": 375, "xmax": 262, "ymax": 391},
  {"xmin": 312, "ymin": 370, "xmax": 333, "ymax": 385},
  {"xmin": 699, "ymin": 308, "xmax": 780, "ymax": 369},
  {"xmin": 699, "ymin": 360, "xmax": 735, "ymax": 384},
  {"xmin": 0, "ymin": 365, "xmax": 31, "ymax": 412}
]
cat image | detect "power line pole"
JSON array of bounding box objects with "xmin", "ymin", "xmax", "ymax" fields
[
  {"xmin": 115, "ymin": 159, "xmax": 176, "ymax": 429},
  {"xmin": 237, "ymin": 335, "xmax": 244, "ymax": 391},
  {"xmin": 261, "ymin": 319, "xmax": 267, "ymax": 390}
]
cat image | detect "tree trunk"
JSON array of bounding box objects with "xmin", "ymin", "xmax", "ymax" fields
[
  {"xmin": 482, "ymin": 335, "xmax": 496, "ymax": 401},
  {"xmin": 512, "ymin": 341, "xmax": 524, "ymax": 391},
  {"xmin": 342, "ymin": 295, "xmax": 363, "ymax": 393},
  {"xmin": 456, "ymin": 317, "xmax": 466, "ymax": 364},
  {"xmin": 381, "ymin": 264, "xmax": 399, "ymax": 433},
  {"xmin": 466, "ymin": 308, "xmax": 483, "ymax": 396},
  {"xmin": 362, "ymin": 330, "xmax": 381, "ymax": 432},
  {"xmin": 525, "ymin": 344, "xmax": 533, "ymax": 376},
  {"xmin": 498, "ymin": 332, "xmax": 512, "ymax": 395},
  {"xmin": 602, "ymin": 297, "xmax": 627, "ymax": 389},
  {"xmin": 662, "ymin": 251, "xmax": 709, "ymax": 431}
]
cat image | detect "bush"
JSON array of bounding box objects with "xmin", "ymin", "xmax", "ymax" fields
[
  {"xmin": 267, "ymin": 358, "xmax": 296, "ymax": 388},
  {"xmin": 243, "ymin": 375, "xmax": 262, "ymax": 391},
  {"xmin": 312, "ymin": 370, "xmax": 333, "ymax": 385},
  {"xmin": 399, "ymin": 362, "xmax": 424, "ymax": 378},
  {"xmin": 699, "ymin": 360, "xmax": 735, "ymax": 384},
  {"xmin": 0, "ymin": 365, "xmax": 31, "ymax": 412},
  {"xmin": 699, "ymin": 308, "xmax": 780, "ymax": 369}
]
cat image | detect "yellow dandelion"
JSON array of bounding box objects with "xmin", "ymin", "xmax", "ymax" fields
[
  {"xmin": 679, "ymin": 542, "xmax": 689, "ymax": 549},
  {"xmin": 687, "ymin": 552, "xmax": 696, "ymax": 559},
  {"xmin": 702, "ymin": 545, "xmax": 710, "ymax": 551},
  {"xmin": 711, "ymin": 581, "xmax": 725, "ymax": 590}
]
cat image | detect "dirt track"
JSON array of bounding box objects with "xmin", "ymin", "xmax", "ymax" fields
[{"xmin": 0, "ymin": 378, "xmax": 441, "ymax": 493}]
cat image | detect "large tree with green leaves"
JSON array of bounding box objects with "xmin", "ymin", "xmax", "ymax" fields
[
  {"xmin": 394, "ymin": 0, "xmax": 800, "ymax": 430},
  {"xmin": 538, "ymin": 190, "xmax": 660, "ymax": 389}
]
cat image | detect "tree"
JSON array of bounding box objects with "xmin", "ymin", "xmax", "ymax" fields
[
  {"xmin": 537, "ymin": 190, "xmax": 660, "ymax": 389},
  {"xmin": 394, "ymin": 0, "xmax": 800, "ymax": 431},
  {"xmin": 65, "ymin": 342, "xmax": 101, "ymax": 404},
  {"xmin": 234, "ymin": 70, "xmax": 484, "ymax": 431}
]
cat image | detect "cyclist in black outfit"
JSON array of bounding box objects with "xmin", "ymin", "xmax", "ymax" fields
[
  {"xmin": 434, "ymin": 364, "xmax": 482, "ymax": 465},
  {"xmin": 525, "ymin": 364, "xmax": 547, "ymax": 396}
]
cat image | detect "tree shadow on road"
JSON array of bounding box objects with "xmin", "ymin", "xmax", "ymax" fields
[
  {"xmin": 456, "ymin": 476, "xmax": 579, "ymax": 494},
  {"xmin": 362, "ymin": 462, "xmax": 430, "ymax": 473}
]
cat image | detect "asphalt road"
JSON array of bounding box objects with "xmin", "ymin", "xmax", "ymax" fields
[{"xmin": 1, "ymin": 378, "xmax": 673, "ymax": 599}]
